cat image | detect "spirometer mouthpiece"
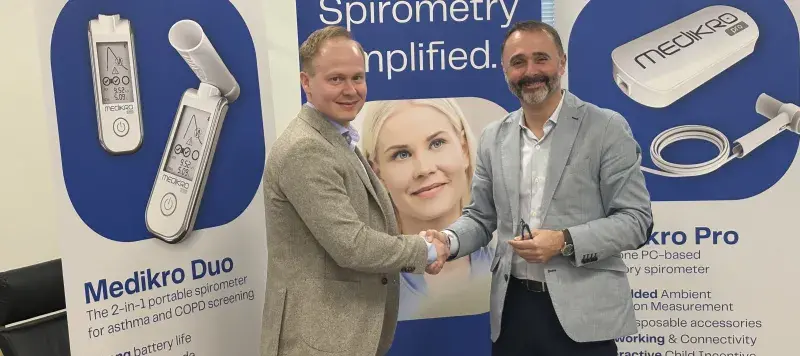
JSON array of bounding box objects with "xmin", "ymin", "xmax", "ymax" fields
[
  {"xmin": 168, "ymin": 20, "xmax": 240, "ymax": 102},
  {"xmin": 756, "ymin": 93, "xmax": 800, "ymax": 135},
  {"xmin": 755, "ymin": 93, "xmax": 783, "ymax": 119},
  {"xmin": 732, "ymin": 93, "xmax": 799, "ymax": 158}
]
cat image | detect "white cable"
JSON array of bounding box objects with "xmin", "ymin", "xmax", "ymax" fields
[
  {"xmin": 642, "ymin": 121, "xmax": 791, "ymax": 178},
  {"xmin": 640, "ymin": 93, "xmax": 799, "ymax": 178},
  {"xmin": 641, "ymin": 125, "xmax": 736, "ymax": 178}
]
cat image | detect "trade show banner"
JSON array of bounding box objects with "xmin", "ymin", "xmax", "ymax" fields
[
  {"xmin": 34, "ymin": 0, "xmax": 274, "ymax": 355},
  {"xmin": 285, "ymin": 0, "xmax": 800, "ymax": 355},
  {"xmin": 566, "ymin": 1, "xmax": 799, "ymax": 355}
]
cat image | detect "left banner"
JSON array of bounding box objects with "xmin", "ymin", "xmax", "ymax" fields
[{"xmin": 33, "ymin": 0, "xmax": 275, "ymax": 355}]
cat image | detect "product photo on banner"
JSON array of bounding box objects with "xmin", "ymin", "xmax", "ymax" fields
[
  {"xmin": 50, "ymin": 0, "xmax": 266, "ymax": 242},
  {"xmin": 567, "ymin": 0, "xmax": 800, "ymax": 202}
]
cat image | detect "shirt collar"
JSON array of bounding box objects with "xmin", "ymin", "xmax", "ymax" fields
[
  {"xmin": 518, "ymin": 89, "xmax": 565, "ymax": 130},
  {"xmin": 305, "ymin": 102, "xmax": 360, "ymax": 150}
]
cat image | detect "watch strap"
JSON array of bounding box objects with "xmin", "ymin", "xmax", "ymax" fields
[
  {"xmin": 442, "ymin": 230, "xmax": 459, "ymax": 258},
  {"xmin": 562, "ymin": 228, "xmax": 573, "ymax": 246},
  {"xmin": 561, "ymin": 228, "xmax": 575, "ymax": 257}
]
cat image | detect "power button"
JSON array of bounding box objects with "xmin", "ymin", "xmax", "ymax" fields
[
  {"xmin": 113, "ymin": 118, "xmax": 130, "ymax": 137},
  {"xmin": 160, "ymin": 193, "xmax": 177, "ymax": 216}
]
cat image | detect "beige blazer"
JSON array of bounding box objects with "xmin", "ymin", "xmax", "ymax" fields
[{"xmin": 260, "ymin": 105, "xmax": 430, "ymax": 356}]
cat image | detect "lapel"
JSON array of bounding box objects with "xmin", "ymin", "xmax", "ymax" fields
[
  {"xmin": 540, "ymin": 92, "xmax": 584, "ymax": 220},
  {"xmin": 297, "ymin": 105, "xmax": 393, "ymax": 224},
  {"xmin": 356, "ymin": 148, "xmax": 398, "ymax": 233},
  {"xmin": 499, "ymin": 112, "xmax": 521, "ymax": 230}
]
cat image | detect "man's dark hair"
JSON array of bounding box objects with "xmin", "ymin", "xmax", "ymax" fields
[{"xmin": 500, "ymin": 20, "xmax": 565, "ymax": 57}]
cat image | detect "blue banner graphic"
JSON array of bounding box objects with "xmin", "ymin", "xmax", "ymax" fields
[{"xmin": 51, "ymin": 0, "xmax": 265, "ymax": 242}]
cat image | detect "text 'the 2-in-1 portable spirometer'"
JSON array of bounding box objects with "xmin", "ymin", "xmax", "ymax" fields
[
  {"xmin": 88, "ymin": 14, "xmax": 144, "ymax": 155},
  {"xmin": 145, "ymin": 19, "xmax": 240, "ymax": 243}
]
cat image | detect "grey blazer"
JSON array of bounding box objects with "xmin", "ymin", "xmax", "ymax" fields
[
  {"xmin": 260, "ymin": 105, "xmax": 429, "ymax": 356},
  {"xmin": 448, "ymin": 90, "xmax": 653, "ymax": 343}
]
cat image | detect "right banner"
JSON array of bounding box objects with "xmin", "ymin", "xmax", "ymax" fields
[{"xmin": 562, "ymin": 0, "xmax": 799, "ymax": 355}]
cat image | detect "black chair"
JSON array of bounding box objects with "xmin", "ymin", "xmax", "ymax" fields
[{"xmin": 0, "ymin": 259, "xmax": 70, "ymax": 356}]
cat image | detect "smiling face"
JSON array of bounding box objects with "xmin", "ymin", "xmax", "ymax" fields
[
  {"xmin": 372, "ymin": 104, "xmax": 469, "ymax": 224},
  {"xmin": 300, "ymin": 37, "xmax": 366, "ymax": 125},
  {"xmin": 502, "ymin": 29, "xmax": 565, "ymax": 106}
]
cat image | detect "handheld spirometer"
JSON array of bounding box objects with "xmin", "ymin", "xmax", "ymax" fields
[
  {"xmin": 144, "ymin": 19, "xmax": 240, "ymax": 243},
  {"xmin": 88, "ymin": 14, "xmax": 144, "ymax": 154}
]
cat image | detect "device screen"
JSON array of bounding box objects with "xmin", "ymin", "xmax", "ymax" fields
[
  {"xmin": 164, "ymin": 106, "xmax": 211, "ymax": 182},
  {"xmin": 96, "ymin": 41, "xmax": 134, "ymax": 104}
]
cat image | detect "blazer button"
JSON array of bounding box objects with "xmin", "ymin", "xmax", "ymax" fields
[
  {"xmin": 504, "ymin": 274, "xmax": 509, "ymax": 282},
  {"xmin": 381, "ymin": 277, "xmax": 388, "ymax": 285}
]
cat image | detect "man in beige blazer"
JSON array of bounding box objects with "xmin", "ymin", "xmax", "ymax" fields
[{"xmin": 260, "ymin": 26, "xmax": 450, "ymax": 356}]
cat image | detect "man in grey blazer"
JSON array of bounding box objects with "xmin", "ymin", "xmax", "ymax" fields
[
  {"xmin": 260, "ymin": 26, "xmax": 449, "ymax": 356},
  {"xmin": 425, "ymin": 21, "xmax": 653, "ymax": 355}
]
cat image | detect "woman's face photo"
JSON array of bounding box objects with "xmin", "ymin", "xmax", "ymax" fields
[
  {"xmin": 358, "ymin": 97, "xmax": 503, "ymax": 321},
  {"xmin": 373, "ymin": 104, "xmax": 469, "ymax": 224}
]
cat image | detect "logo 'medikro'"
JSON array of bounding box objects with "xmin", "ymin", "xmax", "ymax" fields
[
  {"xmin": 104, "ymin": 104, "xmax": 135, "ymax": 112},
  {"xmin": 634, "ymin": 12, "xmax": 749, "ymax": 70},
  {"xmin": 162, "ymin": 174, "xmax": 190, "ymax": 191}
]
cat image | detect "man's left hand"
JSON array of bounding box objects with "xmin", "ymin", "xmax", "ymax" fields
[{"xmin": 507, "ymin": 229, "xmax": 565, "ymax": 264}]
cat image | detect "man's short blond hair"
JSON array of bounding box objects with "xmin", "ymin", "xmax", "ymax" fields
[{"xmin": 299, "ymin": 25, "xmax": 365, "ymax": 75}]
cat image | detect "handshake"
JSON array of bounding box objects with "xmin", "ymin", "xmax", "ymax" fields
[
  {"xmin": 416, "ymin": 227, "xmax": 569, "ymax": 275},
  {"xmin": 418, "ymin": 230, "xmax": 450, "ymax": 275}
]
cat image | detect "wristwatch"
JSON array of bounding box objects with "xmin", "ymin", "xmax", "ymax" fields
[
  {"xmin": 441, "ymin": 230, "xmax": 457, "ymax": 257},
  {"xmin": 561, "ymin": 229, "xmax": 574, "ymax": 257}
]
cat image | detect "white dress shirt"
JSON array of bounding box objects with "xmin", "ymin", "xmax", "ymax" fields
[{"xmin": 512, "ymin": 93, "xmax": 564, "ymax": 282}]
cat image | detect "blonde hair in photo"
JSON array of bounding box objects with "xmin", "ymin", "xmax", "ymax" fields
[{"xmin": 359, "ymin": 98, "xmax": 478, "ymax": 210}]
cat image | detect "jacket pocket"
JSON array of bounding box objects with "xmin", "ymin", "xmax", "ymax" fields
[
  {"xmin": 564, "ymin": 155, "xmax": 592, "ymax": 177},
  {"xmin": 581, "ymin": 255, "xmax": 629, "ymax": 273},
  {"xmin": 298, "ymin": 280, "xmax": 360, "ymax": 353}
]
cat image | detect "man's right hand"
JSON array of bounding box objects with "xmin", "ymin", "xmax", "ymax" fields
[
  {"xmin": 422, "ymin": 229, "xmax": 449, "ymax": 245},
  {"xmin": 422, "ymin": 230, "xmax": 449, "ymax": 274}
]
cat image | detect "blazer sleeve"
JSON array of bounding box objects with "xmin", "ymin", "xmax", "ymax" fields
[
  {"xmin": 567, "ymin": 113, "xmax": 654, "ymax": 267},
  {"xmin": 275, "ymin": 138, "xmax": 429, "ymax": 274},
  {"xmin": 447, "ymin": 127, "xmax": 498, "ymax": 259}
]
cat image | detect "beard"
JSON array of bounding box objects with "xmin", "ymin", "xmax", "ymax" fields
[{"xmin": 506, "ymin": 72, "xmax": 561, "ymax": 106}]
